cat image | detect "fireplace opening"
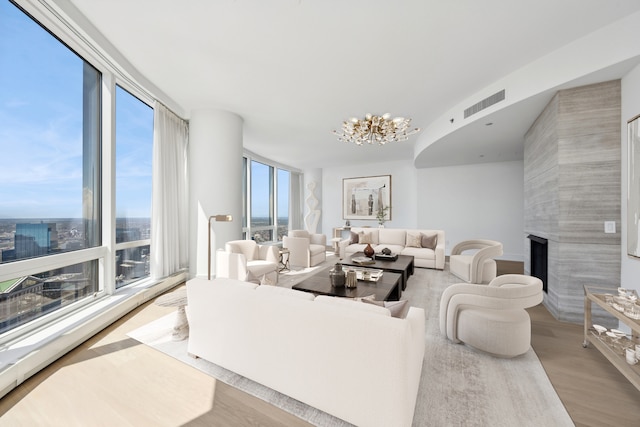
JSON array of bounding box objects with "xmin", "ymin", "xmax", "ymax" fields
[{"xmin": 528, "ymin": 235, "xmax": 548, "ymax": 293}]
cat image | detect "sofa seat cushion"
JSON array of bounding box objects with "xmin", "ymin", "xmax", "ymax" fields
[
  {"xmin": 401, "ymin": 246, "xmax": 435, "ymax": 260},
  {"xmin": 344, "ymin": 243, "xmax": 370, "ymax": 254}
]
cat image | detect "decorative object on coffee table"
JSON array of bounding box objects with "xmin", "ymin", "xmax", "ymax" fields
[
  {"xmin": 346, "ymin": 270, "xmax": 357, "ymax": 288},
  {"xmin": 376, "ymin": 247, "xmax": 398, "ymax": 261},
  {"xmin": 329, "ymin": 263, "xmax": 346, "ymax": 287},
  {"xmin": 364, "ymin": 243, "xmax": 375, "ymax": 257}
]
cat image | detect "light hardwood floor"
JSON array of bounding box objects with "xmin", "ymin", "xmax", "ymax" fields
[{"xmin": 1, "ymin": 278, "xmax": 640, "ymax": 426}]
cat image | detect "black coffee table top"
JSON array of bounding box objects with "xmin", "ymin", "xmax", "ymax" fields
[
  {"xmin": 292, "ymin": 266, "xmax": 401, "ymax": 301},
  {"xmin": 342, "ymin": 252, "xmax": 414, "ymax": 271},
  {"xmin": 341, "ymin": 252, "xmax": 414, "ymax": 291}
]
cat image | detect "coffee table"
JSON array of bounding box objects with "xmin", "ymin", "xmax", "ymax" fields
[
  {"xmin": 341, "ymin": 252, "xmax": 414, "ymax": 291},
  {"xmin": 293, "ymin": 266, "xmax": 401, "ymax": 301}
]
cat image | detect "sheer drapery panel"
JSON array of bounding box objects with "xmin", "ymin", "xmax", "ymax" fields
[{"xmin": 150, "ymin": 103, "xmax": 189, "ymax": 279}]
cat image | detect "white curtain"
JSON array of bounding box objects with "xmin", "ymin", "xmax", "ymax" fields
[{"xmin": 150, "ymin": 102, "xmax": 189, "ymax": 279}]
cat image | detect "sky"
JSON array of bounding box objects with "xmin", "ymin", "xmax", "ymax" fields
[
  {"xmin": 0, "ymin": 0, "xmax": 152, "ymax": 219},
  {"xmin": 0, "ymin": 0, "xmax": 287, "ymax": 222}
]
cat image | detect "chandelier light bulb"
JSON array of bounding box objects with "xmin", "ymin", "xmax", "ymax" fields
[{"xmin": 332, "ymin": 113, "xmax": 421, "ymax": 146}]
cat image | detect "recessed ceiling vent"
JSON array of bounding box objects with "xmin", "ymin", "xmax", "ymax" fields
[{"xmin": 464, "ymin": 89, "xmax": 505, "ymax": 119}]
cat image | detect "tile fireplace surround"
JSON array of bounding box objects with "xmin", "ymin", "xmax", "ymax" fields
[{"xmin": 523, "ymin": 80, "xmax": 621, "ymax": 324}]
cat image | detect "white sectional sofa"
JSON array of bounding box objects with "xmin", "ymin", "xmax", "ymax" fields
[
  {"xmin": 339, "ymin": 227, "xmax": 445, "ymax": 270},
  {"xmin": 187, "ymin": 277, "xmax": 425, "ymax": 427}
]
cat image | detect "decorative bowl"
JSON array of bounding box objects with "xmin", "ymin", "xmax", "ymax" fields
[
  {"xmin": 611, "ymin": 329, "xmax": 626, "ymax": 338},
  {"xmin": 593, "ymin": 324, "xmax": 607, "ymax": 335}
]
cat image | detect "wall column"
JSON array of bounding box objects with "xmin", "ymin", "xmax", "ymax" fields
[{"xmin": 189, "ymin": 109, "xmax": 243, "ymax": 279}]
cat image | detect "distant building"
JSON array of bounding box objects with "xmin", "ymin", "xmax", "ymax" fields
[{"xmin": 15, "ymin": 223, "xmax": 58, "ymax": 260}]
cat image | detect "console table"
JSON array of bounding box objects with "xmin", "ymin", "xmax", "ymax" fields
[
  {"xmin": 331, "ymin": 226, "xmax": 351, "ymax": 253},
  {"xmin": 583, "ymin": 285, "xmax": 640, "ymax": 391}
]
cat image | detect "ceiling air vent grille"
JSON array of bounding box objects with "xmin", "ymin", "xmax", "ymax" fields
[{"xmin": 464, "ymin": 89, "xmax": 505, "ymax": 119}]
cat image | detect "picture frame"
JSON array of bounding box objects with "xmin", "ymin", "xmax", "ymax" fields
[
  {"xmin": 628, "ymin": 114, "xmax": 640, "ymax": 257},
  {"xmin": 342, "ymin": 175, "xmax": 391, "ymax": 221}
]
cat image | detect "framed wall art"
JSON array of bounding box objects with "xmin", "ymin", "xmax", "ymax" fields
[
  {"xmin": 628, "ymin": 114, "xmax": 640, "ymax": 257},
  {"xmin": 342, "ymin": 175, "xmax": 391, "ymax": 221}
]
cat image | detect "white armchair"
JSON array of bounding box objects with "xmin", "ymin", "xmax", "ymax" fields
[
  {"xmin": 216, "ymin": 240, "xmax": 279, "ymax": 284},
  {"xmin": 283, "ymin": 230, "xmax": 327, "ymax": 268},
  {"xmin": 439, "ymin": 274, "xmax": 543, "ymax": 358},
  {"xmin": 449, "ymin": 239, "xmax": 503, "ymax": 284}
]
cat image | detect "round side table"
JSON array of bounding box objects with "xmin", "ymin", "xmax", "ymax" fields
[{"xmin": 155, "ymin": 288, "xmax": 189, "ymax": 341}]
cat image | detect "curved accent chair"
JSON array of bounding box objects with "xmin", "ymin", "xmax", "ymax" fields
[
  {"xmin": 439, "ymin": 274, "xmax": 543, "ymax": 358},
  {"xmin": 449, "ymin": 239, "xmax": 503, "ymax": 284},
  {"xmin": 216, "ymin": 240, "xmax": 279, "ymax": 284},
  {"xmin": 283, "ymin": 230, "xmax": 327, "ymax": 268}
]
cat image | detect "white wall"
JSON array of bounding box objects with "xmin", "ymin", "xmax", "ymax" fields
[
  {"xmin": 321, "ymin": 160, "xmax": 418, "ymax": 237},
  {"xmin": 621, "ymin": 64, "xmax": 640, "ymax": 295},
  {"xmin": 416, "ymin": 161, "xmax": 524, "ymax": 260},
  {"xmin": 321, "ymin": 159, "xmax": 523, "ymax": 261}
]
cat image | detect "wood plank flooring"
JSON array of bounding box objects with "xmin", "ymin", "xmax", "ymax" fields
[
  {"xmin": 1, "ymin": 272, "xmax": 640, "ymax": 426},
  {"xmin": 0, "ymin": 284, "xmax": 312, "ymax": 427}
]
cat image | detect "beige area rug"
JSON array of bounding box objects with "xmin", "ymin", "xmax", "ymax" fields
[{"xmin": 129, "ymin": 254, "xmax": 575, "ymax": 427}]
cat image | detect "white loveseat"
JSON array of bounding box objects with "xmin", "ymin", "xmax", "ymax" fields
[
  {"xmin": 339, "ymin": 227, "xmax": 445, "ymax": 270},
  {"xmin": 187, "ymin": 277, "xmax": 425, "ymax": 427}
]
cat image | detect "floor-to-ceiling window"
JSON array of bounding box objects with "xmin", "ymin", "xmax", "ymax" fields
[
  {"xmin": 115, "ymin": 85, "xmax": 152, "ymax": 288},
  {"xmin": 250, "ymin": 160, "xmax": 274, "ymax": 242},
  {"xmin": 0, "ymin": 0, "xmax": 157, "ymax": 339},
  {"xmin": 243, "ymin": 154, "xmax": 299, "ymax": 243},
  {"xmin": 0, "ymin": 1, "xmax": 102, "ymax": 335}
]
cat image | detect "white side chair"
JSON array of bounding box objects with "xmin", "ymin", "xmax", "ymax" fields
[
  {"xmin": 439, "ymin": 274, "xmax": 543, "ymax": 358},
  {"xmin": 449, "ymin": 239, "xmax": 503, "ymax": 284},
  {"xmin": 283, "ymin": 230, "xmax": 327, "ymax": 267},
  {"xmin": 216, "ymin": 240, "xmax": 279, "ymax": 284}
]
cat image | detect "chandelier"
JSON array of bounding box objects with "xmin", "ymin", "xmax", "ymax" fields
[{"xmin": 332, "ymin": 113, "xmax": 421, "ymax": 146}]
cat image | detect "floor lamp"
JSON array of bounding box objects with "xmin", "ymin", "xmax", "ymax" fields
[{"xmin": 208, "ymin": 214, "xmax": 233, "ymax": 280}]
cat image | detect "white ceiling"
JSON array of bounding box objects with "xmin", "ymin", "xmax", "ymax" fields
[{"xmin": 60, "ymin": 0, "xmax": 640, "ymax": 169}]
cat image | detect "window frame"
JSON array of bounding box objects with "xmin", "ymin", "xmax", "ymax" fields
[
  {"xmin": 0, "ymin": 0, "xmax": 157, "ymax": 342},
  {"xmin": 242, "ymin": 151, "xmax": 301, "ymax": 244}
]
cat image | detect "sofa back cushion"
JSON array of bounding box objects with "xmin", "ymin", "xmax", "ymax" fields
[{"xmin": 379, "ymin": 228, "xmax": 406, "ymax": 246}]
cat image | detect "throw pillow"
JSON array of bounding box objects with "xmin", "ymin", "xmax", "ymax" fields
[
  {"xmin": 350, "ymin": 231, "xmax": 359, "ymax": 244},
  {"xmin": 359, "ymin": 231, "xmax": 373, "ymax": 244},
  {"xmin": 362, "ymin": 299, "xmax": 410, "ymax": 319},
  {"xmin": 405, "ymin": 232, "xmax": 422, "ymax": 248},
  {"xmin": 421, "ymin": 233, "xmax": 438, "ymax": 249}
]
